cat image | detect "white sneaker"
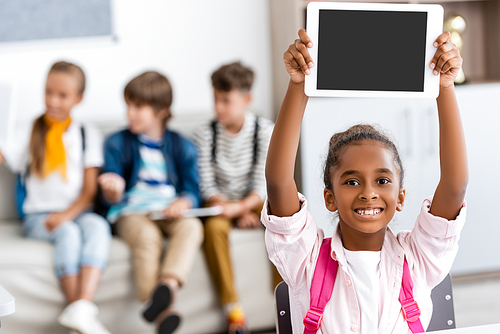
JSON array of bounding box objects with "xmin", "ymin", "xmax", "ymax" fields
[{"xmin": 58, "ymin": 299, "xmax": 111, "ymax": 334}]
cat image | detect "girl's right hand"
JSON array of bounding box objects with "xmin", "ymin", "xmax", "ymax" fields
[
  {"xmin": 98, "ymin": 172, "xmax": 125, "ymax": 203},
  {"xmin": 284, "ymin": 29, "xmax": 315, "ymax": 83}
]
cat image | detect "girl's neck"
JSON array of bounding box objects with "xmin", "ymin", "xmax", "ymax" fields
[{"xmin": 339, "ymin": 223, "xmax": 386, "ymax": 251}]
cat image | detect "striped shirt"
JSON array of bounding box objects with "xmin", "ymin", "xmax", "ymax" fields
[
  {"xmin": 193, "ymin": 112, "xmax": 274, "ymax": 202},
  {"xmin": 107, "ymin": 134, "xmax": 177, "ymax": 222}
]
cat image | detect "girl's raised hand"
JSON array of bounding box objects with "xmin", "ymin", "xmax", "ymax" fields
[
  {"xmin": 429, "ymin": 31, "xmax": 463, "ymax": 89},
  {"xmin": 284, "ymin": 29, "xmax": 315, "ymax": 83}
]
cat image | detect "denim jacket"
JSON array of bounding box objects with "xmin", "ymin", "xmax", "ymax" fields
[{"xmin": 99, "ymin": 128, "xmax": 201, "ymax": 214}]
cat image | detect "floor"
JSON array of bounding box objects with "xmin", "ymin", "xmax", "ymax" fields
[{"xmin": 257, "ymin": 271, "xmax": 500, "ymax": 333}]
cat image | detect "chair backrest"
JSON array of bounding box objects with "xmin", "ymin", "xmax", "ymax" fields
[
  {"xmin": 274, "ymin": 274, "xmax": 456, "ymax": 333},
  {"xmin": 427, "ymin": 274, "xmax": 456, "ymax": 331}
]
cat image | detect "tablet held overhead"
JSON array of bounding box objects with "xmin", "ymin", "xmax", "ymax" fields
[{"xmin": 304, "ymin": 2, "xmax": 444, "ymax": 98}]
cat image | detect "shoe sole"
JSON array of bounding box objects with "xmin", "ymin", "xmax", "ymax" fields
[
  {"xmin": 158, "ymin": 314, "xmax": 181, "ymax": 334},
  {"xmin": 143, "ymin": 285, "xmax": 172, "ymax": 322}
]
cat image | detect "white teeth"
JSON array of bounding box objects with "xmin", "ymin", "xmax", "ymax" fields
[{"xmin": 356, "ymin": 209, "xmax": 381, "ymax": 216}]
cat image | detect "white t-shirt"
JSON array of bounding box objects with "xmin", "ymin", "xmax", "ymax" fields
[
  {"xmin": 0, "ymin": 121, "xmax": 104, "ymax": 214},
  {"xmin": 344, "ymin": 248, "xmax": 381, "ymax": 334}
]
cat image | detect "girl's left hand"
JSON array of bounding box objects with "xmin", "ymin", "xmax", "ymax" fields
[
  {"xmin": 429, "ymin": 31, "xmax": 463, "ymax": 89},
  {"xmin": 45, "ymin": 212, "xmax": 72, "ymax": 232}
]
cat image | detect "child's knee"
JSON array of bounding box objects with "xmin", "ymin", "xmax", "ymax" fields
[
  {"xmin": 179, "ymin": 217, "xmax": 204, "ymax": 244},
  {"xmin": 117, "ymin": 214, "xmax": 163, "ymax": 247},
  {"xmin": 204, "ymin": 216, "xmax": 232, "ymax": 238},
  {"xmin": 53, "ymin": 222, "xmax": 81, "ymax": 243},
  {"xmin": 80, "ymin": 214, "xmax": 111, "ymax": 239}
]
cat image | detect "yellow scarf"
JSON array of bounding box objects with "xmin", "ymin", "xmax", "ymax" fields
[{"xmin": 42, "ymin": 115, "xmax": 72, "ymax": 180}]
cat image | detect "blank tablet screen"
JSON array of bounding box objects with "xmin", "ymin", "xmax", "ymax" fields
[{"xmin": 317, "ymin": 10, "xmax": 427, "ymax": 92}]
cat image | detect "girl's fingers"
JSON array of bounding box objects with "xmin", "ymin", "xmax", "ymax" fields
[
  {"xmin": 430, "ymin": 42, "xmax": 454, "ymax": 67},
  {"xmin": 287, "ymin": 44, "xmax": 309, "ymax": 74},
  {"xmin": 436, "ymin": 49, "xmax": 461, "ymax": 73},
  {"xmin": 296, "ymin": 30, "xmax": 315, "ymax": 68},
  {"xmin": 294, "ymin": 39, "xmax": 314, "ymax": 70},
  {"xmin": 292, "ymin": 46, "xmax": 311, "ymax": 74},
  {"xmin": 298, "ymin": 29, "xmax": 313, "ymax": 48},
  {"xmin": 441, "ymin": 57, "xmax": 462, "ymax": 74},
  {"xmin": 433, "ymin": 31, "xmax": 451, "ymax": 48},
  {"xmin": 430, "ymin": 41, "xmax": 458, "ymax": 73}
]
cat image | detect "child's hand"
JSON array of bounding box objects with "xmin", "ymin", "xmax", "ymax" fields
[
  {"xmin": 429, "ymin": 31, "xmax": 463, "ymax": 89},
  {"xmin": 98, "ymin": 172, "xmax": 125, "ymax": 203},
  {"xmin": 163, "ymin": 197, "xmax": 191, "ymax": 220},
  {"xmin": 220, "ymin": 201, "xmax": 246, "ymax": 219},
  {"xmin": 45, "ymin": 212, "xmax": 72, "ymax": 232},
  {"xmin": 208, "ymin": 195, "xmax": 225, "ymax": 207},
  {"xmin": 284, "ymin": 29, "xmax": 314, "ymax": 84},
  {"xmin": 235, "ymin": 211, "xmax": 261, "ymax": 229}
]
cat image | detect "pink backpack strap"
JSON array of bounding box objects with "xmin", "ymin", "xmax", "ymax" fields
[
  {"xmin": 399, "ymin": 258, "xmax": 425, "ymax": 333},
  {"xmin": 303, "ymin": 237, "xmax": 338, "ymax": 334}
]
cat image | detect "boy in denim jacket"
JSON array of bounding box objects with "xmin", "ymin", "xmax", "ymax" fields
[{"xmin": 98, "ymin": 71, "xmax": 203, "ymax": 334}]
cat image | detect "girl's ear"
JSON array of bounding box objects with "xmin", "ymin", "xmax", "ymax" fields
[
  {"xmin": 396, "ymin": 187, "xmax": 406, "ymax": 212},
  {"xmin": 324, "ymin": 188, "xmax": 338, "ymax": 212},
  {"xmin": 76, "ymin": 93, "xmax": 83, "ymax": 105}
]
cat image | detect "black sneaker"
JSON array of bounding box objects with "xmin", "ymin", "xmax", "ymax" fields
[
  {"xmin": 143, "ymin": 284, "xmax": 173, "ymax": 322},
  {"xmin": 158, "ymin": 312, "xmax": 181, "ymax": 334}
]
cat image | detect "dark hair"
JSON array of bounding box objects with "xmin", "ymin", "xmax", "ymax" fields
[
  {"xmin": 124, "ymin": 71, "xmax": 173, "ymax": 126},
  {"xmin": 29, "ymin": 61, "xmax": 85, "ymax": 177},
  {"xmin": 323, "ymin": 124, "xmax": 404, "ymax": 190},
  {"xmin": 211, "ymin": 61, "xmax": 254, "ymax": 92}
]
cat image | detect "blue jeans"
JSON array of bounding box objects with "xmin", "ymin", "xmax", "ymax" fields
[{"xmin": 23, "ymin": 212, "xmax": 111, "ymax": 278}]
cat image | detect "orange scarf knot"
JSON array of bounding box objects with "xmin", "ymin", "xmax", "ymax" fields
[{"xmin": 42, "ymin": 115, "xmax": 72, "ymax": 180}]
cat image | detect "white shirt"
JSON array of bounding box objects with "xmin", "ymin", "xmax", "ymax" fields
[
  {"xmin": 0, "ymin": 121, "xmax": 104, "ymax": 214},
  {"xmin": 344, "ymin": 248, "xmax": 381, "ymax": 334}
]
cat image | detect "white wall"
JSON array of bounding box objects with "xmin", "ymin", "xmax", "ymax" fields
[{"xmin": 0, "ymin": 0, "xmax": 273, "ymax": 131}]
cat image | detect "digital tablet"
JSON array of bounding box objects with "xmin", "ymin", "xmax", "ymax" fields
[{"xmin": 304, "ymin": 2, "xmax": 444, "ymax": 98}]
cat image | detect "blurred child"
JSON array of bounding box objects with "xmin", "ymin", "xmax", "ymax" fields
[
  {"xmin": 98, "ymin": 71, "xmax": 203, "ymax": 334},
  {"xmin": 0, "ymin": 61, "xmax": 111, "ymax": 334},
  {"xmin": 193, "ymin": 62, "xmax": 280, "ymax": 334},
  {"xmin": 263, "ymin": 30, "xmax": 468, "ymax": 333}
]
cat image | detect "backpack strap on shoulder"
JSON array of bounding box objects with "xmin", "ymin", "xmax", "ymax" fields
[
  {"xmin": 210, "ymin": 120, "xmax": 217, "ymax": 164},
  {"xmin": 303, "ymin": 237, "xmax": 338, "ymax": 334},
  {"xmin": 251, "ymin": 117, "xmax": 259, "ymax": 167},
  {"xmin": 80, "ymin": 126, "xmax": 86, "ymax": 153},
  {"xmin": 399, "ymin": 258, "xmax": 425, "ymax": 333}
]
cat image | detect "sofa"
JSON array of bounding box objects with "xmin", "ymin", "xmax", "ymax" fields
[{"xmin": 0, "ymin": 116, "xmax": 276, "ymax": 334}]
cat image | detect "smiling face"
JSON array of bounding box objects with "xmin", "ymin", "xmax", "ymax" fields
[
  {"xmin": 324, "ymin": 140, "xmax": 405, "ymax": 251},
  {"xmin": 44, "ymin": 72, "xmax": 83, "ymax": 121}
]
